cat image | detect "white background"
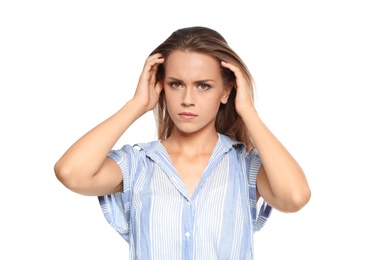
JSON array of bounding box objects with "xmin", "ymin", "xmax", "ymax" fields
[{"xmin": 1, "ymin": 0, "xmax": 389, "ymax": 259}]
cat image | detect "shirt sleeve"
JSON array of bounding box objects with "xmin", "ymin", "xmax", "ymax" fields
[
  {"xmin": 97, "ymin": 144, "xmax": 140, "ymax": 243},
  {"xmin": 245, "ymin": 148, "xmax": 272, "ymax": 232}
]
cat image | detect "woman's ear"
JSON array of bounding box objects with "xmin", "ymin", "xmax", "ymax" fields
[{"xmin": 221, "ymin": 82, "xmax": 234, "ymax": 104}]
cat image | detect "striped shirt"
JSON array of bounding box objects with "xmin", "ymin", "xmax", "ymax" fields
[{"xmin": 98, "ymin": 133, "xmax": 272, "ymax": 260}]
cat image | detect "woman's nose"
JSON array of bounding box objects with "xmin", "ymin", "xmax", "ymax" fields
[{"xmin": 182, "ymin": 87, "xmax": 195, "ymax": 106}]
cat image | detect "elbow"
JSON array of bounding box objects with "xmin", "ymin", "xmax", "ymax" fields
[
  {"xmin": 54, "ymin": 162, "xmax": 84, "ymax": 193},
  {"xmin": 283, "ymin": 187, "xmax": 311, "ymax": 213}
]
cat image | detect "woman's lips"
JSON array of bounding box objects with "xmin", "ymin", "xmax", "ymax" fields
[{"xmin": 178, "ymin": 112, "xmax": 197, "ymax": 119}]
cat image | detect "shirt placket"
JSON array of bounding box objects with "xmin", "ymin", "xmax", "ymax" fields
[{"xmin": 182, "ymin": 197, "xmax": 195, "ymax": 259}]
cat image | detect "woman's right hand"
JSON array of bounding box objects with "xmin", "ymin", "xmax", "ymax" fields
[{"xmin": 132, "ymin": 53, "xmax": 165, "ymax": 111}]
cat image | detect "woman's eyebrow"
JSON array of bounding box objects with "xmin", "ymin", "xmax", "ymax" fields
[
  {"xmin": 166, "ymin": 76, "xmax": 215, "ymax": 83},
  {"xmin": 166, "ymin": 77, "xmax": 182, "ymax": 82}
]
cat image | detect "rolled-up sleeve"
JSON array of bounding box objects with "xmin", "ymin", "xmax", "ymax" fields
[
  {"xmin": 98, "ymin": 144, "xmax": 139, "ymax": 242},
  {"xmin": 245, "ymin": 148, "xmax": 272, "ymax": 232}
]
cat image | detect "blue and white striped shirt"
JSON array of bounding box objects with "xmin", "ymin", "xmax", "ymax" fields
[{"xmin": 98, "ymin": 133, "xmax": 272, "ymax": 260}]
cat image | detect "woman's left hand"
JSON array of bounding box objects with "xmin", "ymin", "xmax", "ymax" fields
[{"xmin": 221, "ymin": 61, "xmax": 255, "ymax": 115}]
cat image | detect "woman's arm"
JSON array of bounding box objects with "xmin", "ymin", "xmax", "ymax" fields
[
  {"xmin": 54, "ymin": 54, "xmax": 164, "ymax": 196},
  {"xmin": 221, "ymin": 61, "xmax": 311, "ymax": 213},
  {"xmin": 242, "ymin": 109, "xmax": 310, "ymax": 212}
]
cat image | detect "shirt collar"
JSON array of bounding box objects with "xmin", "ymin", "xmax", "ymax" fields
[{"xmin": 136, "ymin": 133, "xmax": 245, "ymax": 156}]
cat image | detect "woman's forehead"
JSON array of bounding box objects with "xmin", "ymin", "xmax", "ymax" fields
[{"xmin": 164, "ymin": 51, "xmax": 221, "ymax": 80}]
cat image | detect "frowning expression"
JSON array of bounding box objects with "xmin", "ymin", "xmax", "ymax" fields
[{"xmin": 163, "ymin": 51, "xmax": 231, "ymax": 135}]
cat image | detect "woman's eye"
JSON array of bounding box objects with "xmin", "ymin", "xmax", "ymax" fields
[
  {"xmin": 170, "ymin": 82, "xmax": 182, "ymax": 88},
  {"xmin": 197, "ymin": 84, "xmax": 210, "ymax": 90}
]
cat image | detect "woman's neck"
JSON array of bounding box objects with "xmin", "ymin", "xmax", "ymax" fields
[{"xmin": 163, "ymin": 128, "xmax": 219, "ymax": 156}]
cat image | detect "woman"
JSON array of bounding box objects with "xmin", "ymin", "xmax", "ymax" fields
[{"xmin": 54, "ymin": 26, "xmax": 311, "ymax": 259}]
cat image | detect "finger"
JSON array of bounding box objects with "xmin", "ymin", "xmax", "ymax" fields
[
  {"xmin": 145, "ymin": 53, "xmax": 164, "ymax": 68},
  {"xmin": 148, "ymin": 52, "xmax": 164, "ymax": 60},
  {"xmin": 140, "ymin": 56, "xmax": 164, "ymax": 83},
  {"xmin": 221, "ymin": 61, "xmax": 248, "ymax": 91},
  {"xmin": 221, "ymin": 61, "xmax": 243, "ymax": 79},
  {"xmin": 146, "ymin": 57, "xmax": 164, "ymax": 72}
]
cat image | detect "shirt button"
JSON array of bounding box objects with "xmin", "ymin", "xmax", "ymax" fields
[
  {"xmin": 185, "ymin": 232, "xmax": 190, "ymax": 238},
  {"xmin": 187, "ymin": 201, "xmax": 191, "ymax": 206}
]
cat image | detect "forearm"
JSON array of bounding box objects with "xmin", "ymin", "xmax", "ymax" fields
[
  {"xmin": 55, "ymin": 99, "xmax": 146, "ymax": 178},
  {"xmin": 241, "ymin": 108, "xmax": 311, "ymax": 209}
]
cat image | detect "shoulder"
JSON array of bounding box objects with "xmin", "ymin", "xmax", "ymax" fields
[
  {"xmin": 134, "ymin": 140, "xmax": 160, "ymax": 152},
  {"xmin": 218, "ymin": 134, "xmax": 260, "ymax": 164},
  {"xmin": 109, "ymin": 140, "xmax": 160, "ymax": 160},
  {"xmin": 218, "ymin": 133, "xmax": 247, "ymax": 154}
]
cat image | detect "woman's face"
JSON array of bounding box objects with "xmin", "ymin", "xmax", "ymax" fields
[{"xmin": 163, "ymin": 51, "xmax": 231, "ymax": 135}]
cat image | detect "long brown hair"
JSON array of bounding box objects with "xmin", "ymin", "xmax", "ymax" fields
[{"xmin": 151, "ymin": 26, "xmax": 256, "ymax": 151}]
